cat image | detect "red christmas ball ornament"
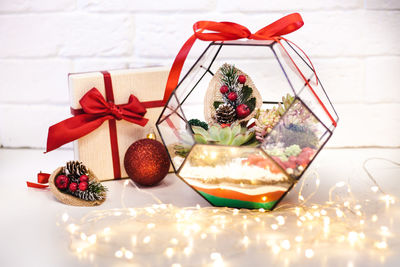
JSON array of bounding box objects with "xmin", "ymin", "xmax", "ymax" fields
[
  {"xmin": 219, "ymin": 85, "xmax": 229, "ymax": 94},
  {"xmin": 79, "ymin": 181, "xmax": 88, "ymax": 191},
  {"xmin": 227, "ymin": 91, "xmax": 238, "ymax": 101},
  {"xmin": 238, "ymin": 75, "xmax": 246, "ymax": 84},
  {"xmin": 124, "ymin": 138, "xmax": 170, "ymax": 186},
  {"xmin": 79, "ymin": 174, "xmax": 89, "ymax": 183},
  {"xmin": 69, "ymin": 182, "xmax": 78, "ymax": 192},
  {"xmin": 55, "ymin": 175, "xmax": 69, "ymax": 190},
  {"xmin": 236, "ymin": 104, "xmax": 250, "ymax": 118}
]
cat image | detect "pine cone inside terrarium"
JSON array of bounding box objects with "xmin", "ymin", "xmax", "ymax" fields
[{"xmin": 215, "ymin": 103, "xmax": 236, "ymax": 124}]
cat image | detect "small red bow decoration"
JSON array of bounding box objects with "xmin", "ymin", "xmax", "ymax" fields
[{"xmin": 46, "ymin": 88, "xmax": 148, "ymax": 152}]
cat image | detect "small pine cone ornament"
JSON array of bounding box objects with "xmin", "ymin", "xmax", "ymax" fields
[
  {"xmin": 66, "ymin": 161, "xmax": 88, "ymax": 178},
  {"xmin": 215, "ymin": 103, "xmax": 236, "ymax": 124}
]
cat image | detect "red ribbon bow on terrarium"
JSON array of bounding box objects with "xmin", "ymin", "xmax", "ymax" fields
[
  {"xmin": 46, "ymin": 87, "xmax": 148, "ymax": 152},
  {"xmin": 165, "ymin": 13, "xmax": 337, "ymax": 127}
]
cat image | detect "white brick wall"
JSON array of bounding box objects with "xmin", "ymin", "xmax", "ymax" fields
[{"xmin": 0, "ymin": 1, "xmax": 399, "ymax": 148}]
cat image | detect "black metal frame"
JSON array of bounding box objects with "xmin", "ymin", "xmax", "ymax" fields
[{"xmin": 156, "ymin": 39, "xmax": 339, "ymax": 210}]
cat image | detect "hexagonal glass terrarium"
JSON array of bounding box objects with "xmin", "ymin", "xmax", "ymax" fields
[{"xmin": 156, "ymin": 40, "xmax": 338, "ymax": 210}]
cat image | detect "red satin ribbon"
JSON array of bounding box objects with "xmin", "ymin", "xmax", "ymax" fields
[
  {"xmin": 46, "ymin": 87, "xmax": 149, "ymax": 152},
  {"xmin": 164, "ymin": 13, "xmax": 337, "ymax": 127},
  {"xmin": 26, "ymin": 172, "xmax": 50, "ymax": 189}
]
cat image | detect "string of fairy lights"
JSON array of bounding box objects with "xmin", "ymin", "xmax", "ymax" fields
[{"xmin": 58, "ymin": 158, "xmax": 399, "ymax": 266}]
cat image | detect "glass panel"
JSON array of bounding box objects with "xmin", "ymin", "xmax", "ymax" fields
[
  {"xmin": 173, "ymin": 44, "xmax": 220, "ymax": 103},
  {"xmin": 177, "ymin": 144, "xmax": 294, "ymax": 210},
  {"xmin": 261, "ymin": 98, "xmax": 330, "ymax": 179},
  {"xmin": 208, "ymin": 42, "xmax": 294, "ymax": 103},
  {"xmin": 274, "ymin": 40, "xmax": 338, "ymax": 129},
  {"xmin": 157, "ymin": 93, "xmax": 194, "ymax": 172},
  {"xmin": 297, "ymin": 79, "xmax": 338, "ymax": 131}
]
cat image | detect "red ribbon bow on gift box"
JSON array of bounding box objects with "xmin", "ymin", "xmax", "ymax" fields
[
  {"xmin": 46, "ymin": 87, "xmax": 148, "ymax": 153},
  {"xmin": 164, "ymin": 13, "xmax": 337, "ymax": 127}
]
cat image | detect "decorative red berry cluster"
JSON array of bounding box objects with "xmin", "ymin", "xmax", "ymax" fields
[
  {"xmin": 55, "ymin": 174, "xmax": 89, "ymax": 192},
  {"xmin": 219, "ymin": 74, "xmax": 251, "ymax": 119}
]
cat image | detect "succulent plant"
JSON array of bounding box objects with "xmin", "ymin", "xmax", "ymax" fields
[
  {"xmin": 277, "ymin": 93, "xmax": 295, "ymax": 116},
  {"xmin": 281, "ymin": 99, "xmax": 313, "ymax": 127},
  {"xmin": 254, "ymin": 93, "xmax": 294, "ymax": 142},
  {"xmin": 173, "ymin": 144, "xmax": 192, "ymax": 158},
  {"xmin": 192, "ymin": 123, "xmax": 256, "ymax": 146},
  {"xmin": 280, "ymin": 125, "xmax": 319, "ymax": 149},
  {"xmin": 254, "ymin": 107, "xmax": 281, "ymax": 141}
]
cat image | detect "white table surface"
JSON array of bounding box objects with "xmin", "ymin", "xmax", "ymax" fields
[{"xmin": 1, "ymin": 148, "xmax": 399, "ymax": 267}]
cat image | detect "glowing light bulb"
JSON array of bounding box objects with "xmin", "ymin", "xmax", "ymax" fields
[
  {"xmin": 242, "ymin": 236, "xmax": 250, "ymax": 247},
  {"xmin": 125, "ymin": 250, "xmax": 133, "ymax": 259},
  {"xmin": 272, "ymin": 245, "xmax": 281, "ymax": 254},
  {"xmin": 183, "ymin": 246, "xmax": 192, "ymax": 256},
  {"xmin": 62, "ymin": 213, "xmax": 69, "ymax": 222},
  {"xmin": 295, "ymin": 236, "xmax": 303, "ymax": 242},
  {"xmin": 336, "ymin": 209, "xmax": 344, "ymax": 218},
  {"xmin": 165, "ymin": 247, "xmax": 174, "ymax": 258},
  {"xmin": 281, "ymin": 240, "xmax": 291, "ymax": 250},
  {"xmin": 80, "ymin": 233, "xmax": 87, "ymax": 241},
  {"xmin": 115, "ymin": 250, "xmax": 123, "ymax": 258},
  {"xmin": 67, "ymin": 224, "xmax": 78, "ymax": 234},
  {"xmin": 336, "ymin": 181, "xmax": 345, "ymax": 187},
  {"xmin": 143, "ymin": 236, "xmax": 151, "ymax": 244},
  {"xmin": 305, "ymin": 249, "xmax": 314, "ymax": 258},
  {"xmin": 380, "ymin": 226, "xmax": 390, "ymax": 236},
  {"xmin": 276, "ymin": 216, "xmax": 285, "ymax": 225},
  {"xmin": 210, "ymin": 252, "xmax": 222, "ymax": 261},
  {"xmin": 374, "ymin": 241, "xmax": 388, "ymax": 249},
  {"xmin": 371, "ymin": 186, "xmax": 379, "ymax": 193},
  {"xmin": 348, "ymin": 231, "xmax": 358, "ymax": 246},
  {"xmin": 88, "ymin": 234, "xmax": 97, "ymax": 245}
]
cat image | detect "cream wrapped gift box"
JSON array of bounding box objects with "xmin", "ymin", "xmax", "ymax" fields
[{"xmin": 46, "ymin": 67, "xmax": 170, "ymax": 181}]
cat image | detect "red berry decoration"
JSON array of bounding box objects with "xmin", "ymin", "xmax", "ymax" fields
[
  {"xmin": 238, "ymin": 75, "xmax": 246, "ymax": 84},
  {"xmin": 55, "ymin": 175, "xmax": 69, "ymax": 190},
  {"xmin": 69, "ymin": 182, "xmax": 78, "ymax": 192},
  {"xmin": 236, "ymin": 104, "xmax": 251, "ymax": 118},
  {"xmin": 219, "ymin": 85, "xmax": 229, "ymax": 94},
  {"xmin": 124, "ymin": 138, "xmax": 170, "ymax": 186},
  {"xmin": 220, "ymin": 123, "xmax": 231, "ymax": 128},
  {"xmin": 227, "ymin": 91, "xmax": 237, "ymax": 101},
  {"xmin": 79, "ymin": 174, "xmax": 89, "ymax": 183},
  {"xmin": 79, "ymin": 181, "xmax": 88, "ymax": 191}
]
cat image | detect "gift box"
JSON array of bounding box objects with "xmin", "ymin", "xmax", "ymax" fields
[
  {"xmin": 47, "ymin": 67, "xmax": 170, "ymax": 181},
  {"xmin": 157, "ymin": 14, "xmax": 339, "ymax": 210}
]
